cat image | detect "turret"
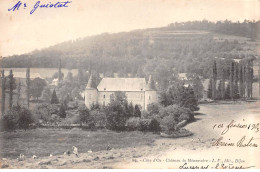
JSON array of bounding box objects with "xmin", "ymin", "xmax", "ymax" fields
[
  {"xmin": 145, "ymin": 75, "xmax": 158, "ymax": 110},
  {"xmin": 84, "ymin": 74, "xmax": 98, "ymax": 108},
  {"xmin": 146, "ymin": 75, "xmax": 156, "ymax": 91}
]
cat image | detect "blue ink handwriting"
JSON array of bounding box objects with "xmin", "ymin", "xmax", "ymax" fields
[{"xmin": 8, "ymin": 1, "xmax": 72, "ymax": 14}]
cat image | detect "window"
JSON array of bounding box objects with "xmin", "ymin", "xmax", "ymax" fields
[
  {"xmin": 103, "ymin": 94, "xmax": 105, "ymax": 99},
  {"xmin": 104, "ymin": 88, "xmax": 106, "ymax": 91},
  {"xmin": 149, "ymin": 95, "xmax": 151, "ymax": 100}
]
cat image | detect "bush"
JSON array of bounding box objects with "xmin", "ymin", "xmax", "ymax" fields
[
  {"xmin": 67, "ymin": 100, "xmax": 84, "ymax": 110},
  {"xmin": 158, "ymin": 104, "xmax": 180, "ymax": 119},
  {"xmin": 138, "ymin": 119, "xmax": 151, "ymax": 132},
  {"xmin": 178, "ymin": 108, "xmax": 195, "ymax": 122},
  {"xmin": 125, "ymin": 117, "xmax": 141, "ymax": 131},
  {"xmin": 149, "ymin": 119, "xmax": 161, "ymax": 132},
  {"xmin": 90, "ymin": 103, "xmax": 101, "ymax": 111},
  {"xmin": 34, "ymin": 104, "xmax": 59, "ymax": 123},
  {"xmin": 159, "ymin": 105, "xmax": 194, "ymax": 123},
  {"xmin": 125, "ymin": 117, "xmax": 161, "ymax": 132},
  {"xmin": 1, "ymin": 113, "xmax": 18, "ymax": 131},
  {"xmin": 147, "ymin": 103, "xmax": 161, "ymax": 116},
  {"xmin": 90, "ymin": 110, "xmax": 106, "ymax": 128},
  {"xmin": 1, "ymin": 106, "xmax": 34, "ymax": 131},
  {"xmin": 17, "ymin": 107, "xmax": 34, "ymax": 130},
  {"xmin": 50, "ymin": 114, "xmax": 61, "ymax": 123},
  {"xmin": 161, "ymin": 115, "xmax": 177, "ymax": 132}
]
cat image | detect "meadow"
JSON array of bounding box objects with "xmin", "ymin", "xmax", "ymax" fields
[{"xmin": 0, "ymin": 129, "xmax": 158, "ymax": 159}]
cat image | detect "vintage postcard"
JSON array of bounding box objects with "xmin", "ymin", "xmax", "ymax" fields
[{"xmin": 0, "ymin": 0, "xmax": 259, "ymax": 169}]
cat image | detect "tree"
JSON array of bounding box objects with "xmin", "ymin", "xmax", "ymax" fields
[
  {"xmin": 31, "ymin": 77, "xmax": 47, "ymax": 100},
  {"xmin": 1, "ymin": 70, "xmax": 6, "ymax": 115},
  {"xmin": 41, "ymin": 86, "xmax": 52, "ymax": 102},
  {"xmin": 127, "ymin": 102, "xmax": 134, "ymax": 118},
  {"xmin": 58, "ymin": 103, "xmax": 66, "ymax": 118},
  {"xmin": 65, "ymin": 71, "xmax": 73, "ymax": 82},
  {"xmin": 71, "ymin": 87, "xmax": 81, "ymax": 100},
  {"xmin": 229, "ymin": 62, "xmax": 234, "ymax": 100},
  {"xmin": 207, "ymin": 78, "xmax": 213, "ymax": 99},
  {"xmin": 8, "ymin": 70, "xmax": 15, "ymax": 110},
  {"xmin": 17, "ymin": 79, "xmax": 21, "ymax": 105},
  {"xmin": 26, "ymin": 67, "xmax": 30, "ymax": 108},
  {"xmin": 238, "ymin": 63, "xmax": 244, "ymax": 97},
  {"xmin": 220, "ymin": 67, "xmax": 225, "ymax": 99},
  {"xmin": 58, "ymin": 59, "xmax": 62, "ymax": 82},
  {"xmin": 106, "ymin": 92, "xmax": 129, "ymax": 131},
  {"xmin": 134, "ymin": 104, "xmax": 141, "ymax": 117},
  {"xmin": 234, "ymin": 81, "xmax": 240, "ymax": 99},
  {"xmin": 192, "ymin": 76, "xmax": 204, "ymax": 100},
  {"xmin": 183, "ymin": 86, "xmax": 200, "ymax": 111},
  {"xmin": 77, "ymin": 68, "xmax": 85, "ymax": 86},
  {"xmin": 212, "ymin": 60, "xmax": 217, "ymax": 100},
  {"xmin": 225, "ymin": 83, "xmax": 231, "ymax": 99},
  {"xmin": 216, "ymin": 81, "xmax": 222, "ymax": 100},
  {"xmin": 90, "ymin": 110, "xmax": 106, "ymax": 128},
  {"xmin": 160, "ymin": 83, "xmax": 199, "ymax": 111},
  {"xmin": 2, "ymin": 109, "xmax": 18, "ymax": 131},
  {"xmin": 79, "ymin": 105, "xmax": 91, "ymax": 123},
  {"xmin": 51, "ymin": 89, "xmax": 59, "ymax": 104}
]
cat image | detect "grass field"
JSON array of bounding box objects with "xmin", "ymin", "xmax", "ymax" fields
[{"xmin": 0, "ymin": 129, "xmax": 158, "ymax": 159}]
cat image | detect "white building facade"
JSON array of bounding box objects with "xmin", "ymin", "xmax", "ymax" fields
[{"xmin": 84, "ymin": 75, "xmax": 158, "ymax": 111}]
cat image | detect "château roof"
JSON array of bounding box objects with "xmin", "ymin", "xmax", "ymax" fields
[
  {"xmin": 97, "ymin": 78, "xmax": 146, "ymax": 92},
  {"xmin": 86, "ymin": 74, "xmax": 96, "ymax": 89},
  {"xmin": 146, "ymin": 75, "xmax": 156, "ymax": 91}
]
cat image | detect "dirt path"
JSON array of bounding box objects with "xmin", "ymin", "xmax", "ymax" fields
[{"xmin": 1, "ymin": 101, "xmax": 260, "ymax": 169}]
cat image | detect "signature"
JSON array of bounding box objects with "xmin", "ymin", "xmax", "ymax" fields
[
  {"xmin": 179, "ymin": 162, "xmax": 255, "ymax": 169},
  {"xmin": 212, "ymin": 136, "xmax": 259, "ymax": 147},
  {"xmin": 8, "ymin": 1, "xmax": 72, "ymax": 15}
]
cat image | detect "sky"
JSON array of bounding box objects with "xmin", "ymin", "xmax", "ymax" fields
[{"xmin": 0, "ymin": 0, "xmax": 260, "ymax": 57}]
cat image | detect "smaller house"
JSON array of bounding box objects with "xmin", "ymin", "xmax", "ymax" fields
[
  {"xmin": 178, "ymin": 73, "xmax": 188, "ymax": 80},
  {"xmin": 51, "ymin": 78, "xmax": 59, "ymax": 86}
]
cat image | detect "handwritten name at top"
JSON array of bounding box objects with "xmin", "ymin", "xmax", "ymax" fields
[{"xmin": 8, "ymin": 1, "xmax": 72, "ymax": 15}]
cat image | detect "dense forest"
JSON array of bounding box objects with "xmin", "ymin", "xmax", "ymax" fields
[{"xmin": 1, "ymin": 20, "xmax": 259, "ymax": 87}]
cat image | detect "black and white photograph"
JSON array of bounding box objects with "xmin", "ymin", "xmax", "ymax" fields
[{"xmin": 0, "ymin": 0, "xmax": 259, "ymax": 169}]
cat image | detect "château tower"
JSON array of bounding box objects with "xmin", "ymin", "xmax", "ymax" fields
[
  {"xmin": 84, "ymin": 74, "xmax": 97, "ymax": 109},
  {"xmin": 144, "ymin": 75, "xmax": 158, "ymax": 110}
]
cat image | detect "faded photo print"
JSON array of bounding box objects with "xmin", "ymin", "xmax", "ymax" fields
[{"xmin": 0, "ymin": 0, "xmax": 259, "ymax": 169}]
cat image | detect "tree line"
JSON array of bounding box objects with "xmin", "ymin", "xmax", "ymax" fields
[{"xmin": 207, "ymin": 57, "xmax": 255, "ymax": 100}]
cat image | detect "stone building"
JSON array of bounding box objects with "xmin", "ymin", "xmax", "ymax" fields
[{"xmin": 84, "ymin": 75, "xmax": 158, "ymax": 110}]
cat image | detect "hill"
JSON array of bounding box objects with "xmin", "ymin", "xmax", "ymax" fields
[{"xmin": 1, "ymin": 20, "xmax": 259, "ymax": 86}]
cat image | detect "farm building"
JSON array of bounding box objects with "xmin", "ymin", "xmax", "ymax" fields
[{"xmin": 84, "ymin": 75, "xmax": 158, "ymax": 110}]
